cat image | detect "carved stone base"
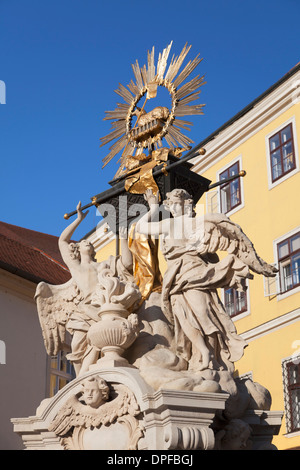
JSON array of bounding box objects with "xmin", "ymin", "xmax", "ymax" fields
[
  {"xmin": 89, "ymin": 352, "xmax": 136, "ymax": 370},
  {"xmin": 11, "ymin": 367, "xmax": 282, "ymax": 451},
  {"xmin": 142, "ymin": 389, "xmax": 229, "ymax": 450}
]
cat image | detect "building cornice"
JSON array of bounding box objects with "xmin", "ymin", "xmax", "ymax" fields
[
  {"xmin": 240, "ymin": 308, "xmax": 300, "ymax": 343},
  {"xmin": 192, "ymin": 67, "xmax": 300, "ymax": 174},
  {"xmin": 85, "ymin": 222, "xmax": 115, "ymax": 252}
]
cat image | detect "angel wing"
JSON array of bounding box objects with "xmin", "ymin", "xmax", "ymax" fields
[
  {"xmin": 48, "ymin": 395, "xmax": 84, "ymax": 436},
  {"xmin": 187, "ymin": 213, "xmax": 278, "ymax": 277},
  {"xmin": 49, "ymin": 384, "xmax": 140, "ymax": 437},
  {"xmin": 97, "ymin": 383, "xmax": 140, "ymax": 425},
  {"xmin": 35, "ymin": 278, "xmax": 84, "ymax": 356}
]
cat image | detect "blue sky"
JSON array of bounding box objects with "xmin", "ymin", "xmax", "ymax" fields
[{"xmin": 0, "ymin": 0, "xmax": 300, "ymax": 240}]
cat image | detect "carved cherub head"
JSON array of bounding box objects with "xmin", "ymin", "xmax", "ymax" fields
[
  {"xmin": 69, "ymin": 240, "xmax": 96, "ymax": 262},
  {"xmin": 163, "ymin": 188, "xmax": 196, "ymax": 218},
  {"xmin": 80, "ymin": 376, "xmax": 110, "ymax": 409}
]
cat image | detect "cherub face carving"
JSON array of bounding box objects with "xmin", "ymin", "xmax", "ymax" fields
[{"xmin": 81, "ymin": 376, "xmax": 109, "ymax": 409}]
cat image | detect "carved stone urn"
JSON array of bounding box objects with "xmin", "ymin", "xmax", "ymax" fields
[
  {"xmin": 88, "ymin": 268, "xmax": 141, "ymax": 369},
  {"xmin": 88, "ymin": 304, "xmax": 139, "ymax": 368}
]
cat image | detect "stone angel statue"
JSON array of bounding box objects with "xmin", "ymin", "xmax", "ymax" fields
[
  {"xmin": 35, "ymin": 202, "xmax": 136, "ymax": 377},
  {"xmin": 135, "ymin": 188, "xmax": 278, "ymax": 373}
]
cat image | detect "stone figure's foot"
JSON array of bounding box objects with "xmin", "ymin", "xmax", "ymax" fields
[{"xmin": 198, "ymin": 349, "xmax": 211, "ymax": 371}]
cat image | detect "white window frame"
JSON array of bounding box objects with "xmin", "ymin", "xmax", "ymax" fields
[
  {"xmin": 282, "ymin": 352, "xmax": 300, "ymax": 436},
  {"xmin": 273, "ymin": 226, "xmax": 300, "ymax": 301},
  {"xmin": 221, "ymin": 279, "xmax": 250, "ymax": 321},
  {"xmin": 216, "ymin": 155, "xmax": 245, "ymax": 217},
  {"xmin": 205, "ymin": 188, "xmax": 220, "ymax": 214},
  {"xmin": 263, "ymin": 263, "xmax": 279, "ymax": 297},
  {"xmin": 48, "ymin": 350, "xmax": 75, "ymax": 397},
  {"xmin": 265, "ymin": 116, "xmax": 299, "ymax": 190}
]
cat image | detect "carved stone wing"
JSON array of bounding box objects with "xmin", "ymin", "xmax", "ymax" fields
[
  {"xmin": 35, "ymin": 279, "xmax": 83, "ymax": 356},
  {"xmin": 49, "ymin": 385, "xmax": 140, "ymax": 437},
  {"xmin": 188, "ymin": 213, "xmax": 278, "ymax": 277},
  {"xmin": 95, "ymin": 384, "xmax": 140, "ymax": 426},
  {"xmin": 48, "ymin": 395, "xmax": 93, "ymax": 436}
]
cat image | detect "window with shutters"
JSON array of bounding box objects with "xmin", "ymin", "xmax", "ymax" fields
[
  {"xmin": 224, "ymin": 287, "xmax": 248, "ymax": 317},
  {"xmin": 49, "ymin": 349, "xmax": 75, "ymax": 397},
  {"xmin": 219, "ymin": 161, "xmax": 242, "ymax": 214},
  {"xmin": 282, "ymin": 356, "xmax": 300, "ymax": 434},
  {"xmin": 266, "ymin": 118, "xmax": 299, "ymax": 189},
  {"xmin": 216, "ymin": 157, "xmax": 245, "ymax": 216},
  {"xmin": 277, "ymin": 232, "xmax": 300, "ymax": 294},
  {"xmin": 269, "ymin": 123, "xmax": 296, "ymax": 183}
]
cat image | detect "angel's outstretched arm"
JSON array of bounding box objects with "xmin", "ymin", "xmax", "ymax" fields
[
  {"xmin": 59, "ymin": 201, "xmax": 88, "ymax": 265},
  {"xmin": 135, "ymin": 189, "xmax": 167, "ymax": 238},
  {"xmin": 119, "ymin": 226, "xmax": 133, "ymax": 271}
]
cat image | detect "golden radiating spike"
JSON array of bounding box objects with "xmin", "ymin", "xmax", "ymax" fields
[
  {"xmin": 164, "ymin": 52, "xmax": 177, "ymax": 82},
  {"xmin": 165, "ymin": 43, "xmax": 192, "ymax": 83},
  {"xmin": 123, "ymin": 141, "xmax": 134, "ymax": 157},
  {"xmin": 156, "ymin": 41, "xmax": 173, "ymax": 81},
  {"xmin": 166, "ymin": 53, "xmax": 175, "ymax": 78},
  {"xmin": 173, "ymin": 56, "xmax": 203, "ymax": 89},
  {"xmin": 172, "ymin": 118, "xmax": 193, "ymax": 130},
  {"xmin": 174, "ymin": 104, "xmax": 205, "ymax": 116},
  {"xmin": 115, "ymin": 102, "xmax": 132, "ymax": 110},
  {"xmin": 103, "ymin": 102, "xmax": 130, "ymax": 120},
  {"xmin": 178, "ymin": 92, "xmax": 200, "ymax": 106},
  {"xmin": 100, "ymin": 126, "xmax": 126, "ymax": 147},
  {"xmin": 114, "ymin": 83, "xmax": 134, "ymax": 104},
  {"xmin": 168, "ymin": 126, "xmax": 194, "ymax": 146},
  {"xmin": 102, "ymin": 135, "xmax": 128, "ymax": 167},
  {"xmin": 131, "ymin": 60, "xmax": 144, "ymax": 90},
  {"xmin": 165, "ymin": 134, "xmax": 173, "ymax": 148},
  {"xmin": 110, "ymin": 120, "xmax": 127, "ymax": 130},
  {"xmin": 127, "ymin": 79, "xmax": 140, "ymax": 96},
  {"xmin": 100, "ymin": 124, "xmax": 126, "ymax": 147},
  {"xmin": 147, "ymin": 46, "xmax": 155, "ymax": 83},
  {"xmin": 103, "ymin": 111, "xmax": 127, "ymax": 121},
  {"xmin": 164, "ymin": 133, "xmax": 177, "ymax": 148},
  {"xmin": 113, "ymin": 156, "xmax": 129, "ymax": 179},
  {"xmin": 176, "ymin": 75, "xmax": 205, "ymax": 100},
  {"xmin": 141, "ymin": 64, "xmax": 148, "ymax": 87}
]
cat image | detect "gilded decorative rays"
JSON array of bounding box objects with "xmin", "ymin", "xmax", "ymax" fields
[{"xmin": 100, "ymin": 42, "xmax": 206, "ymax": 178}]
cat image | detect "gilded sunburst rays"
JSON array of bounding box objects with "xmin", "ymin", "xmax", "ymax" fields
[{"xmin": 100, "ymin": 42, "xmax": 206, "ymax": 170}]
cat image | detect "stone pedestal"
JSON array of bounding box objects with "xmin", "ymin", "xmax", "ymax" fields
[
  {"xmin": 12, "ymin": 367, "xmax": 282, "ymax": 451},
  {"xmin": 241, "ymin": 409, "xmax": 284, "ymax": 450},
  {"xmin": 141, "ymin": 389, "xmax": 228, "ymax": 450}
]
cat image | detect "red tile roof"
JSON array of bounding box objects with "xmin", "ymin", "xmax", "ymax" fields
[{"xmin": 0, "ymin": 221, "xmax": 71, "ymax": 285}]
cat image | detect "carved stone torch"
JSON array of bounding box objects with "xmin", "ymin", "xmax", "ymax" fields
[{"xmin": 87, "ymin": 268, "xmax": 141, "ymax": 369}]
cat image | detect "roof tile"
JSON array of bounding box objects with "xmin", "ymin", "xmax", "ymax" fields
[{"xmin": 0, "ymin": 222, "xmax": 71, "ymax": 285}]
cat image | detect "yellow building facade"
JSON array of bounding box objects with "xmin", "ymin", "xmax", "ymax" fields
[
  {"xmin": 89, "ymin": 62, "xmax": 300, "ymax": 450},
  {"xmin": 192, "ymin": 62, "xmax": 300, "ymax": 450}
]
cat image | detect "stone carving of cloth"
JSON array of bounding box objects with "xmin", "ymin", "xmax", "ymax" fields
[{"xmin": 160, "ymin": 239, "xmax": 249, "ymax": 371}]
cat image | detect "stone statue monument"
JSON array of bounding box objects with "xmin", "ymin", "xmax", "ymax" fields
[
  {"xmin": 35, "ymin": 202, "xmax": 141, "ymax": 377},
  {"xmin": 12, "ymin": 42, "xmax": 283, "ymax": 451}
]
